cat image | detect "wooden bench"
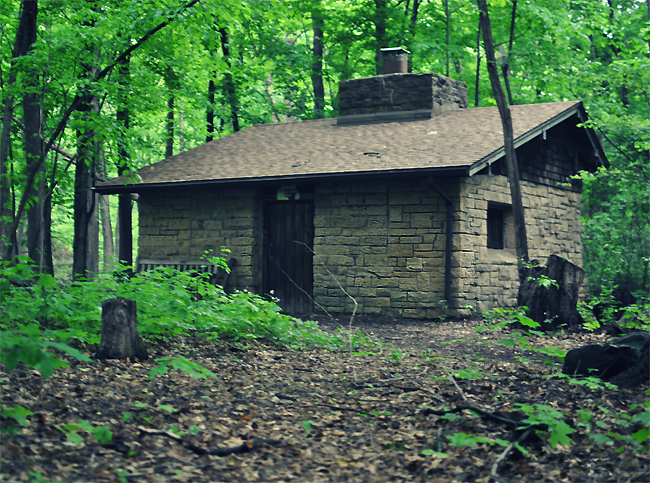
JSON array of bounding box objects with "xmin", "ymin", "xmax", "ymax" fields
[{"xmin": 136, "ymin": 258, "xmax": 236, "ymax": 290}]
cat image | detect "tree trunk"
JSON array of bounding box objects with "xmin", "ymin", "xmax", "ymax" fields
[
  {"xmin": 179, "ymin": 102, "xmax": 185, "ymax": 152},
  {"xmin": 409, "ymin": 0, "xmax": 420, "ymax": 41},
  {"xmin": 96, "ymin": 297, "xmax": 148, "ymax": 361},
  {"xmin": 72, "ymin": 92, "xmax": 99, "ymax": 280},
  {"xmin": 500, "ymin": 0, "xmax": 517, "ymax": 106},
  {"xmin": 1, "ymin": 0, "xmax": 39, "ymax": 262},
  {"xmin": 220, "ymin": 28, "xmax": 240, "ymax": 132},
  {"xmin": 374, "ymin": 0, "xmax": 387, "ymax": 75},
  {"xmin": 477, "ymin": 0, "xmax": 529, "ymax": 268},
  {"xmin": 18, "ymin": 0, "xmax": 43, "ymax": 269},
  {"xmin": 206, "ymin": 78, "xmax": 217, "ymax": 142},
  {"xmin": 166, "ymin": 96, "xmax": 174, "ymax": 158},
  {"xmin": 99, "ymin": 194, "xmax": 114, "ymax": 267},
  {"xmin": 445, "ymin": 0, "xmax": 450, "ymax": 77},
  {"xmin": 42, "ymin": 189, "xmax": 54, "ymax": 275},
  {"xmin": 87, "ymin": 189, "xmax": 99, "ymax": 277},
  {"xmin": 311, "ymin": 5, "xmax": 325, "ymax": 119},
  {"xmin": 474, "ymin": 21, "xmax": 481, "ymax": 107},
  {"xmin": 518, "ymin": 255, "xmax": 585, "ymax": 331},
  {"xmin": 116, "ymin": 54, "xmax": 132, "ymax": 267}
]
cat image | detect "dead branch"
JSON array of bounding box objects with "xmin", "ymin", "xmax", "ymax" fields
[{"xmin": 137, "ymin": 426, "xmax": 279, "ymax": 456}]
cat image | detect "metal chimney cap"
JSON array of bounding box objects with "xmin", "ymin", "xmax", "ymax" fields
[{"xmin": 380, "ymin": 47, "xmax": 411, "ymax": 55}]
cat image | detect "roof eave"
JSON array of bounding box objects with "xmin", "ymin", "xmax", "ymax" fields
[{"xmin": 93, "ymin": 165, "xmax": 470, "ymax": 195}]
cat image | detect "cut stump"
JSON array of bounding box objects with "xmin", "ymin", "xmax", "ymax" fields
[
  {"xmin": 517, "ymin": 254, "xmax": 584, "ymax": 331},
  {"xmin": 95, "ymin": 297, "xmax": 148, "ymax": 361}
]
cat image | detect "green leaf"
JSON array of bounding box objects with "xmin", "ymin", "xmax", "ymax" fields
[
  {"xmin": 631, "ymin": 428, "xmax": 649, "ymax": 444},
  {"xmin": 1, "ymin": 406, "xmax": 33, "ymax": 427},
  {"xmin": 93, "ymin": 426, "xmax": 113, "ymax": 444},
  {"xmin": 589, "ymin": 433, "xmax": 614, "ymax": 445},
  {"xmin": 548, "ymin": 421, "xmax": 574, "ymax": 448},
  {"xmin": 302, "ymin": 420, "xmax": 315, "ymax": 435},
  {"xmin": 421, "ymin": 449, "xmax": 448, "ymax": 457},
  {"xmin": 159, "ymin": 405, "xmax": 177, "ymax": 413},
  {"xmin": 36, "ymin": 273, "xmax": 57, "ymax": 289}
]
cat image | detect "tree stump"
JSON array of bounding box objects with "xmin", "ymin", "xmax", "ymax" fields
[
  {"xmin": 95, "ymin": 297, "xmax": 148, "ymax": 361},
  {"xmin": 517, "ymin": 254, "xmax": 584, "ymax": 331}
]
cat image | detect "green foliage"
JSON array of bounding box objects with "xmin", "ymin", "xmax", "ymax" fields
[
  {"xmin": 477, "ymin": 306, "xmax": 567, "ymax": 362},
  {"xmin": 1, "ymin": 259, "xmax": 360, "ymax": 380},
  {"xmin": 302, "ymin": 420, "xmax": 315, "ymax": 435},
  {"xmin": 515, "ymin": 403, "xmax": 575, "ymax": 449},
  {"xmin": 1, "ymin": 405, "xmax": 33, "ymax": 435},
  {"xmin": 149, "ymin": 357, "xmax": 218, "ymax": 380},
  {"xmin": 57, "ymin": 419, "xmax": 113, "ymax": 446}
]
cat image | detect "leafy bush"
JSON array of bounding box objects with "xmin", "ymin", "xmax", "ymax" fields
[{"xmin": 1, "ymin": 257, "xmax": 357, "ymax": 380}]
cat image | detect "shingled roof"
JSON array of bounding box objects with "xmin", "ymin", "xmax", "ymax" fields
[{"xmin": 95, "ymin": 100, "xmax": 604, "ymax": 194}]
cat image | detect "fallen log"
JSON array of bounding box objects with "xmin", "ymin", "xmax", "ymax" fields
[{"xmin": 563, "ymin": 331, "xmax": 650, "ymax": 388}]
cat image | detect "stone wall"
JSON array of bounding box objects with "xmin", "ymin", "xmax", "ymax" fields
[
  {"xmin": 313, "ymin": 178, "xmax": 453, "ymax": 318},
  {"xmin": 138, "ymin": 187, "xmax": 262, "ymax": 291},
  {"xmin": 137, "ymin": 174, "xmax": 583, "ymax": 318},
  {"xmin": 456, "ymin": 174, "xmax": 583, "ymax": 313},
  {"xmin": 338, "ymin": 73, "xmax": 468, "ymax": 121}
]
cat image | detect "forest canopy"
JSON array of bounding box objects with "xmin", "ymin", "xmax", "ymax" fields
[{"xmin": 0, "ymin": 0, "xmax": 648, "ymax": 296}]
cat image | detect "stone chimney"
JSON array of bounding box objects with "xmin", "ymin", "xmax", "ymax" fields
[
  {"xmin": 337, "ymin": 51, "xmax": 468, "ymax": 125},
  {"xmin": 381, "ymin": 47, "xmax": 410, "ymax": 74}
]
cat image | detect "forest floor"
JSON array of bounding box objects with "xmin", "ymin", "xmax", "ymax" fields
[{"xmin": 1, "ymin": 315, "xmax": 649, "ymax": 483}]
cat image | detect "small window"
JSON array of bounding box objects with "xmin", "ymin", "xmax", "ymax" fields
[{"xmin": 487, "ymin": 206, "xmax": 504, "ymax": 249}]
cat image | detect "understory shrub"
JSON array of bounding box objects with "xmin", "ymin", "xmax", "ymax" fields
[{"xmin": 1, "ymin": 257, "xmax": 358, "ymax": 378}]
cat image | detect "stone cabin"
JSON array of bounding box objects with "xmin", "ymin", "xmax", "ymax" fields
[{"xmin": 96, "ymin": 71, "xmax": 607, "ymax": 318}]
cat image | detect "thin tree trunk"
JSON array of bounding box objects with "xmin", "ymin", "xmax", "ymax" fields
[
  {"xmin": 500, "ymin": 0, "xmax": 517, "ymax": 105},
  {"xmin": 72, "ymin": 93, "xmax": 99, "ymax": 280},
  {"xmin": 220, "ymin": 28, "xmax": 240, "ymax": 132},
  {"xmin": 477, "ymin": 0, "xmax": 529, "ymax": 268},
  {"xmin": 1, "ymin": 0, "xmax": 39, "ymax": 262},
  {"xmin": 475, "ymin": 20, "xmax": 481, "ymax": 107},
  {"xmin": 42, "ymin": 190, "xmax": 53, "ymax": 275},
  {"xmin": 98, "ymin": 150, "xmax": 114, "ymax": 268},
  {"xmin": 166, "ymin": 96, "xmax": 174, "ymax": 158},
  {"xmin": 207, "ymin": 78, "xmax": 217, "ymax": 141},
  {"xmin": 99, "ymin": 194, "xmax": 113, "ymax": 266},
  {"xmin": 24, "ymin": 72, "xmax": 44, "ymax": 269},
  {"xmin": 116, "ymin": 54, "xmax": 132, "ymax": 267},
  {"xmin": 311, "ymin": 5, "xmax": 325, "ymax": 119},
  {"xmin": 409, "ymin": 0, "xmax": 420, "ymax": 39},
  {"xmin": 179, "ymin": 103, "xmax": 185, "ymax": 151},
  {"xmin": 374, "ymin": 0, "xmax": 387, "ymax": 75},
  {"xmin": 445, "ymin": 0, "xmax": 450, "ymax": 77}
]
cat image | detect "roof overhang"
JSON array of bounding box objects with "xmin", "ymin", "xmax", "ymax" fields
[
  {"xmin": 93, "ymin": 165, "xmax": 469, "ymax": 195},
  {"xmin": 468, "ymin": 102, "xmax": 608, "ymax": 176}
]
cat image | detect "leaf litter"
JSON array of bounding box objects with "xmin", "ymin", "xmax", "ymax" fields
[{"xmin": 1, "ymin": 316, "xmax": 648, "ymax": 482}]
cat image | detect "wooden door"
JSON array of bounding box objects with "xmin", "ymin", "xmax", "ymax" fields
[{"xmin": 263, "ymin": 201, "xmax": 314, "ymax": 314}]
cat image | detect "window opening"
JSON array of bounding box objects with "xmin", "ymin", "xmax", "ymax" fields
[{"xmin": 487, "ymin": 206, "xmax": 504, "ymax": 249}]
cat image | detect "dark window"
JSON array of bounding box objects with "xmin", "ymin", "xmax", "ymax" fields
[{"xmin": 487, "ymin": 206, "xmax": 504, "ymax": 249}]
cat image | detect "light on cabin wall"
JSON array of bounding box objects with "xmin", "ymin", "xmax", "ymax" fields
[
  {"xmin": 543, "ymin": 130, "xmax": 547, "ymax": 140},
  {"xmin": 277, "ymin": 185, "xmax": 299, "ymax": 200}
]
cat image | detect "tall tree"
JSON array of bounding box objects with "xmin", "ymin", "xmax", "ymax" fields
[
  {"xmin": 500, "ymin": 0, "xmax": 517, "ymax": 105},
  {"xmin": 1, "ymin": 0, "xmax": 39, "ymax": 261},
  {"xmin": 374, "ymin": 0, "xmax": 387, "ymax": 74},
  {"xmin": 116, "ymin": 52, "xmax": 132, "ymax": 267},
  {"xmin": 220, "ymin": 27, "xmax": 240, "ymax": 132},
  {"xmin": 311, "ymin": 2, "xmax": 325, "ymax": 119},
  {"xmin": 477, "ymin": 0, "xmax": 529, "ymax": 267},
  {"xmin": 20, "ymin": 0, "xmax": 44, "ymax": 269}
]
